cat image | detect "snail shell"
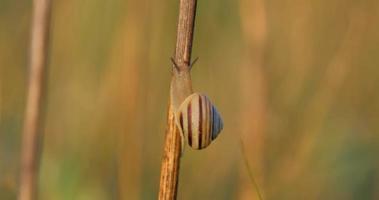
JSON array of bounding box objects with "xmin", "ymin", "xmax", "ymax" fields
[{"xmin": 175, "ymin": 93, "xmax": 223, "ymax": 150}]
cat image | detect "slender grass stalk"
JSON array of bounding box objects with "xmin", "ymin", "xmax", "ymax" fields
[
  {"xmin": 238, "ymin": 0, "xmax": 267, "ymax": 198},
  {"xmin": 158, "ymin": 0, "xmax": 197, "ymax": 199},
  {"xmin": 18, "ymin": 0, "xmax": 52, "ymax": 200},
  {"xmin": 111, "ymin": 1, "xmax": 148, "ymax": 199},
  {"xmin": 240, "ymin": 139, "xmax": 263, "ymax": 200}
]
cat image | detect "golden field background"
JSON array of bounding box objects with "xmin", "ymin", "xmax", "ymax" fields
[{"xmin": 1, "ymin": 0, "xmax": 379, "ymax": 199}]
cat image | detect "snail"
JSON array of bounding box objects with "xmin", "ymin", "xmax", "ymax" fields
[
  {"xmin": 175, "ymin": 93, "xmax": 223, "ymax": 150},
  {"xmin": 170, "ymin": 58, "xmax": 223, "ymax": 152}
]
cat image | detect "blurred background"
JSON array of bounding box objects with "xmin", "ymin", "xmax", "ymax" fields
[{"xmin": 1, "ymin": 0, "xmax": 379, "ymax": 199}]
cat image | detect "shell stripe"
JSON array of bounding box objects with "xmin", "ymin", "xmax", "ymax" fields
[
  {"xmin": 198, "ymin": 96, "xmax": 203, "ymax": 149},
  {"xmin": 205, "ymin": 96, "xmax": 211, "ymax": 148},
  {"xmin": 212, "ymin": 105, "xmax": 216, "ymax": 140},
  {"xmin": 208, "ymin": 102, "xmax": 213, "ymax": 146},
  {"xmin": 201, "ymin": 95, "xmax": 207, "ymax": 149},
  {"xmin": 179, "ymin": 113, "xmax": 184, "ymax": 131},
  {"xmin": 188, "ymin": 101, "xmax": 192, "ymax": 147},
  {"xmin": 202, "ymin": 96, "xmax": 206, "ymax": 149}
]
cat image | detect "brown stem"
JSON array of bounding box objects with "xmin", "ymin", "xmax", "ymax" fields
[
  {"xmin": 18, "ymin": 0, "xmax": 52, "ymax": 200},
  {"xmin": 238, "ymin": 0, "xmax": 267, "ymax": 199},
  {"xmin": 158, "ymin": 0, "xmax": 197, "ymax": 199}
]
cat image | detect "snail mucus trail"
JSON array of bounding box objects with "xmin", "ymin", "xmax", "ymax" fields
[{"xmin": 170, "ymin": 58, "xmax": 223, "ymax": 154}]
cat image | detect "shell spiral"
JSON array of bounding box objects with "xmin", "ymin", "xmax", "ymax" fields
[{"xmin": 175, "ymin": 93, "xmax": 223, "ymax": 150}]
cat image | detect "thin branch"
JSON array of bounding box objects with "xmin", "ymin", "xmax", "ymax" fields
[
  {"xmin": 18, "ymin": 0, "xmax": 52, "ymax": 200},
  {"xmin": 158, "ymin": 0, "xmax": 197, "ymax": 199}
]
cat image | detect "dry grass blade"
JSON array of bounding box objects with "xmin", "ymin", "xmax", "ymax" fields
[
  {"xmin": 18, "ymin": 0, "xmax": 52, "ymax": 200},
  {"xmin": 158, "ymin": 0, "xmax": 198, "ymax": 199},
  {"xmin": 238, "ymin": 0, "xmax": 267, "ymax": 198},
  {"xmin": 240, "ymin": 138, "xmax": 264, "ymax": 200}
]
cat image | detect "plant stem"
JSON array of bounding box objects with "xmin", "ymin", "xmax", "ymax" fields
[
  {"xmin": 18, "ymin": 0, "xmax": 52, "ymax": 200},
  {"xmin": 238, "ymin": 0, "xmax": 267, "ymax": 198},
  {"xmin": 158, "ymin": 0, "xmax": 197, "ymax": 199},
  {"xmin": 240, "ymin": 139, "xmax": 264, "ymax": 200}
]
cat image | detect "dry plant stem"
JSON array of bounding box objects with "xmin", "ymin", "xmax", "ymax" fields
[
  {"xmin": 238, "ymin": 0, "xmax": 267, "ymax": 199},
  {"xmin": 19, "ymin": 0, "xmax": 52, "ymax": 200},
  {"xmin": 110, "ymin": 0, "xmax": 149, "ymax": 198},
  {"xmin": 159, "ymin": 0, "xmax": 197, "ymax": 199},
  {"xmin": 240, "ymin": 140, "xmax": 263, "ymax": 200}
]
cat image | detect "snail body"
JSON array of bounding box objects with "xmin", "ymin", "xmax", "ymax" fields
[
  {"xmin": 175, "ymin": 93, "xmax": 223, "ymax": 150},
  {"xmin": 170, "ymin": 58, "xmax": 223, "ymax": 152}
]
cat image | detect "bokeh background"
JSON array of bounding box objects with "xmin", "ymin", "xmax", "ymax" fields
[{"xmin": 1, "ymin": 0, "xmax": 379, "ymax": 199}]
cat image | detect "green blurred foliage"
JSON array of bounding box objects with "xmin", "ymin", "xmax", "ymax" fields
[{"xmin": 1, "ymin": 0, "xmax": 379, "ymax": 199}]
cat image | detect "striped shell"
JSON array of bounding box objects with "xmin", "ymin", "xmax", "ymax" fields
[{"xmin": 175, "ymin": 93, "xmax": 223, "ymax": 150}]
